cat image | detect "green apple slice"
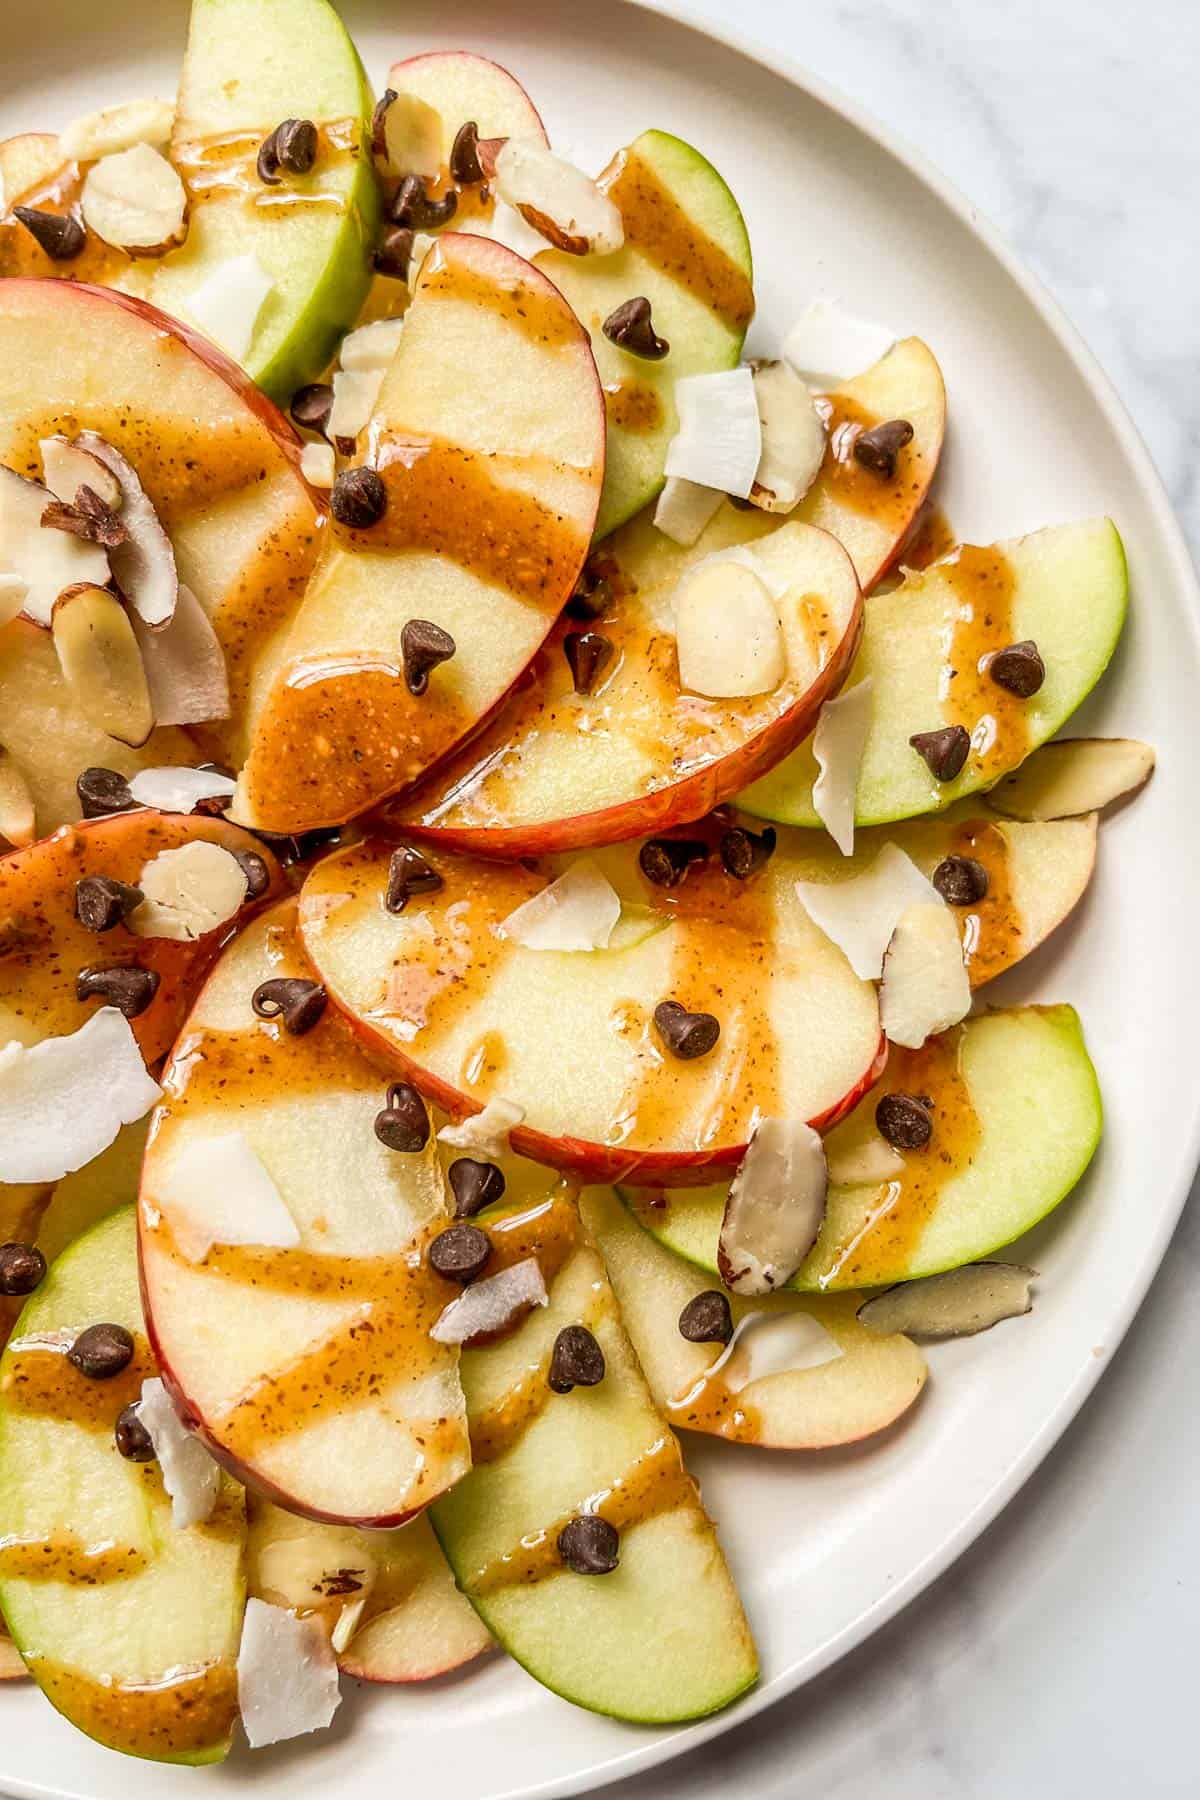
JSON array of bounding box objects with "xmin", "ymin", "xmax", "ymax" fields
[
  {"xmin": 582, "ymin": 1187, "xmax": 926, "ymax": 1449},
  {"xmin": 36, "ymin": 1120, "xmax": 150, "ymax": 1266},
  {"xmin": 739, "ymin": 519, "xmax": 1128, "ymax": 828},
  {"xmin": 618, "ymin": 1005, "xmax": 1102, "ymax": 1291},
  {"xmin": 429, "ymin": 1186, "xmax": 757, "ymax": 1722},
  {"xmin": 0, "ymin": 1207, "xmax": 245, "ymax": 1763}
]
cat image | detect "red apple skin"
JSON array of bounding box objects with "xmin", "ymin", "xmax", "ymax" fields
[
  {"xmin": 339, "ymin": 1640, "xmax": 494, "ymax": 1687},
  {"xmin": 386, "ymin": 51, "xmax": 549, "ymax": 144}
]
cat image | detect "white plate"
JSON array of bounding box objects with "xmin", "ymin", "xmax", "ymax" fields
[{"xmin": 2, "ymin": 1, "xmax": 1197, "ymax": 1796}]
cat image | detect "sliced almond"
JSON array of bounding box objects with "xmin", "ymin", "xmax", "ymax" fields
[
  {"xmin": 494, "ymin": 138, "xmax": 624, "ymax": 256},
  {"xmin": 750, "ymin": 360, "xmax": 827, "ymax": 513},
  {"xmin": 80, "ymin": 143, "xmax": 186, "ymax": 251},
  {"xmin": 327, "ymin": 368, "xmax": 385, "ymax": 449},
  {"xmin": 796, "ymin": 842, "xmax": 941, "ymax": 980},
  {"xmin": 469, "ymin": 201, "xmax": 551, "ymax": 262},
  {"xmin": 430, "ymin": 1258, "xmax": 548, "ymax": 1346},
  {"xmin": 51, "ymin": 583, "xmax": 154, "ymax": 748},
  {"xmin": 437, "ymin": 1095, "xmax": 525, "ymax": 1157},
  {"xmin": 338, "ymin": 315, "xmax": 406, "ymax": 374},
  {"xmin": 74, "ymin": 432, "xmax": 177, "ymax": 628},
  {"xmin": 674, "ymin": 558, "xmax": 785, "ymax": 698},
  {"xmin": 857, "ymin": 1263, "xmax": 1035, "ymax": 1339},
  {"xmin": 375, "ymin": 92, "xmax": 443, "ymax": 181},
  {"xmin": 0, "ymin": 748, "xmax": 35, "ymax": 848},
  {"xmin": 134, "ymin": 1377, "xmax": 221, "ymax": 1529},
  {"xmin": 155, "ymin": 1131, "xmax": 299, "ymax": 1262},
  {"xmin": 299, "ymin": 442, "xmax": 336, "ymax": 489},
  {"xmin": 60, "ymin": 99, "xmax": 175, "ymax": 163},
  {"xmin": 499, "ymin": 860, "xmax": 621, "ymax": 951},
  {"xmin": 126, "ymin": 765, "xmax": 236, "ymax": 813},
  {"xmin": 0, "ymin": 464, "xmax": 110, "ymax": 625},
  {"xmin": 182, "ymin": 252, "xmax": 274, "ymax": 364},
  {"xmin": 0, "ymin": 1007, "xmax": 161, "ymax": 1183},
  {"xmin": 812, "ymin": 677, "xmax": 873, "ymax": 856},
  {"xmin": 879, "ymin": 902, "xmax": 971, "ymax": 1048},
  {"xmin": 129, "ymin": 839, "xmax": 249, "ymax": 941},
  {"xmin": 718, "ymin": 1119, "xmax": 828, "ymax": 1296},
  {"xmin": 985, "ymin": 738, "xmax": 1155, "ymax": 821},
  {"xmin": 131, "ymin": 582, "xmax": 229, "ymax": 724},
  {"xmin": 652, "ymin": 476, "xmax": 724, "ymax": 548},
  {"xmin": 664, "ymin": 367, "xmax": 762, "ymax": 498},
  {"xmin": 40, "ymin": 436, "xmax": 124, "ymax": 512}
]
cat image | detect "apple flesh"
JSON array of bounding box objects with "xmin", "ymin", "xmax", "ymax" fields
[
  {"xmin": 0, "ymin": 1207, "xmax": 245, "ymax": 1763},
  {"xmin": 36, "ymin": 1118, "xmax": 149, "ymax": 1265}
]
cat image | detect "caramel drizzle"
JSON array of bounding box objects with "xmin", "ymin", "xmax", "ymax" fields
[
  {"xmin": 30, "ymin": 1656, "xmax": 237, "ymax": 1759},
  {"xmin": 603, "ymin": 379, "xmax": 664, "ymax": 434},
  {"xmin": 947, "ymin": 818, "xmax": 1019, "ymax": 985},
  {"xmin": 938, "ymin": 544, "xmax": 1028, "ymax": 777},
  {"xmin": 0, "ymin": 163, "xmax": 128, "ymax": 285},
  {"xmin": 419, "ymin": 254, "xmax": 581, "ymax": 349},
  {"xmin": 603, "ymin": 151, "xmax": 754, "ymax": 334},
  {"xmin": 815, "ymin": 393, "xmax": 925, "ymax": 534},
  {"xmin": 0, "ymin": 1535, "xmax": 147, "ymax": 1585},
  {"xmin": 173, "ymin": 118, "xmax": 360, "ymax": 214},
  {"xmin": 468, "ymin": 1264, "xmax": 607, "ymax": 1466},
  {"xmin": 1, "ymin": 1332, "xmax": 157, "ymax": 1430}
]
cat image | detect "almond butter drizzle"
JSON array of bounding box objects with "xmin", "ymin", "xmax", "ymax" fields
[
  {"xmin": 30, "ymin": 1656, "xmax": 237, "ymax": 1759},
  {"xmin": 947, "ymin": 818, "xmax": 1018, "ymax": 985},
  {"xmin": 467, "ymin": 1250, "xmax": 605, "ymax": 1466},
  {"xmin": 938, "ymin": 544, "xmax": 1028, "ymax": 777},
  {"xmin": 0, "ymin": 1535, "xmax": 147, "ymax": 1584},
  {"xmin": 0, "ymin": 163, "xmax": 128, "ymax": 284},
  {"xmin": 902, "ymin": 504, "xmax": 956, "ymax": 571},
  {"xmin": 1, "ymin": 1331, "xmax": 156, "ymax": 1429},
  {"xmin": 816, "ymin": 393, "xmax": 926, "ymax": 535},
  {"xmin": 602, "ymin": 151, "xmax": 754, "ymax": 335},
  {"xmin": 173, "ymin": 118, "xmax": 360, "ymax": 215},
  {"xmin": 419, "ymin": 256, "xmax": 581, "ymax": 349},
  {"xmin": 603, "ymin": 379, "xmax": 664, "ymax": 434}
]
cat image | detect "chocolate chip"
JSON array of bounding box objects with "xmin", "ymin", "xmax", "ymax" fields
[
  {"xmin": 601, "ymin": 296, "xmax": 669, "ymax": 361},
  {"xmin": 876, "ymin": 1092, "xmax": 933, "ymax": 1150},
  {"xmin": 909, "ymin": 725, "xmax": 970, "ymax": 782},
  {"xmin": 852, "ymin": 418, "xmax": 914, "ymax": 480},
  {"xmin": 290, "ymin": 383, "xmax": 334, "ymax": 434},
  {"xmin": 374, "ymin": 226, "xmax": 415, "ymax": 280},
  {"xmin": 233, "ymin": 849, "xmax": 272, "ymax": 899},
  {"xmin": 563, "ymin": 631, "xmax": 614, "ymax": 695},
  {"xmin": 654, "ymin": 999, "xmax": 720, "ymax": 1060},
  {"xmin": 0, "ymin": 1242, "xmax": 46, "ymax": 1297},
  {"xmin": 74, "ymin": 874, "xmax": 144, "ymax": 933},
  {"xmin": 13, "ymin": 205, "xmax": 85, "ymax": 261},
  {"xmin": 402, "ymin": 618, "xmax": 456, "ymax": 695},
  {"xmin": 448, "ymin": 1157, "xmax": 506, "ymax": 1217},
  {"xmin": 248, "ymin": 825, "xmax": 341, "ymax": 869},
  {"xmin": 76, "ymin": 767, "xmax": 137, "ymax": 819},
  {"xmin": 565, "ymin": 570, "xmax": 614, "ymax": 622},
  {"xmin": 68, "ymin": 1322, "xmax": 135, "ymax": 1380},
  {"xmin": 988, "ymin": 640, "xmax": 1045, "ymax": 699},
  {"xmin": 548, "ymin": 1324, "xmax": 606, "ymax": 1394},
  {"xmin": 114, "ymin": 1402, "xmax": 156, "ymax": 1462},
  {"xmin": 330, "ymin": 466, "xmax": 387, "ymax": 528},
  {"xmin": 391, "ymin": 174, "xmax": 458, "ymax": 230},
  {"xmin": 428, "ymin": 1223, "xmax": 491, "ymax": 1284},
  {"xmin": 720, "ymin": 824, "xmax": 777, "ymax": 881},
  {"xmin": 638, "ymin": 838, "xmax": 708, "ymax": 888},
  {"xmin": 258, "ymin": 118, "xmax": 317, "ymax": 183},
  {"xmin": 251, "ymin": 977, "xmax": 327, "ymax": 1035},
  {"xmin": 678, "ymin": 1290, "xmax": 733, "ymax": 1345},
  {"xmin": 370, "ymin": 88, "xmax": 398, "ymax": 159},
  {"xmin": 42, "ymin": 485, "xmax": 127, "ymax": 549},
  {"xmin": 76, "ymin": 964, "xmax": 160, "ymax": 1019},
  {"xmin": 385, "ymin": 844, "xmax": 444, "ymax": 913},
  {"xmin": 449, "ymin": 120, "xmax": 485, "ymax": 185},
  {"xmin": 557, "ymin": 1514, "xmax": 619, "ymax": 1575},
  {"xmin": 932, "ymin": 855, "xmax": 989, "ymax": 906},
  {"xmin": 374, "ymin": 1082, "xmax": 431, "ymax": 1152}
]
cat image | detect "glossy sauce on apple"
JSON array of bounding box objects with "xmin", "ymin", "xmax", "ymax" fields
[
  {"xmin": 0, "ymin": 163, "xmax": 129, "ymax": 285},
  {"xmin": 32, "ymin": 1657, "xmax": 238, "ymax": 1760},
  {"xmin": 816, "ymin": 393, "xmax": 927, "ymax": 538},
  {"xmin": 0, "ymin": 1535, "xmax": 147, "ymax": 1584},
  {"xmin": 1, "ymin": 1330, "xmax": 157, "ymax": 1429},
  {"xmin": 603, "ymin": 151, "xmax": 754, "ymax": 335},
  {"xmin": 603, "ymin": 379, "xmax": 664, "ymax": 435},
  {"xmin": 946, "ymin": 817, "xmax": 1018, "ymax": 985},
  {"xmin": 418, "ymin": 256, "xmax": 582, "ymax": 350},
  {"xmin": 938, "ymin": 544, "xmax": 1029, "ymax": 778},
  {"xmin": 174, "ymin": 119, "xmax": 361, "ymax": 215}
]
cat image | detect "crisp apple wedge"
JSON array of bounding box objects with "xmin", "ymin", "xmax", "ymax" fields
[
  {"xmin": 429, "ymin": 1185, "xmax": 757, "ymax": 1722},
  {"xmin": 0, "ymin": 1207, "xmax": 245, "ymax": 1763},
  {"xmin": 298, "ymin": 831, "xmax": 882, "ymax": 1186},
  {"xmin": 740, "ymin": 520, "xmax": 1128, "ymax": 828},
  {"xmin": 621, "ymin": 1005, "xmax": 1101, "ymax": 1289},
  {"xmin": 391, "ymin": 517, "xmax": 862, "ymax": 854},
  {"xmin": 36, "ymin": 1119, "xmax": 149, "ymax": 1265},
  {"xmin": 582, "ymin": 1187, "xmax": 926, "ymax": 1448},
  {"xmin": 235, "ymin": 232, "xmax": 605, "ymax": 834},
  {"xmin": 139, "ymin": 899, "xmax": 470, "ymax": 1525}
]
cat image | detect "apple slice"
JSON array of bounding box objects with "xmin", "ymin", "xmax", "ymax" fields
[
  {"xmin": 235, "ymin": 231, "xmax": 605, "ymax": 834},
  {"xmin": 246, "ymin": 1493, "xmax": 491, "ymax": 1682},
  {"xmin": 428, "ymin": 1184, "xmax": 757, "ymax": 1722},
  {"xmin": 985, "ymin": 737, "xmax": 1155, "ymax": 821},
  {"xmin": 582, "ymin": 1187, "xmax": 925, "ymax": 1448},
  {"xmin": 298, "ymin": 830, "xmax": 882, "ymax": 1187},
  {"xmin": 619, "ymin": 1004, "xmax": 1101, "ymax": 1290},
  {"xmin": 0, "ymin": 1207, "xmax": 245, "ymax": 1763},
  {"xmin": 390, "ymin": 516, "xmax": 862, "ymax": 855},
  {"xmin": 739, "ymin": 520, "xmax": 1128, "ymax": 829},
  {"xmin": 139, "ymin": 899, "xmax": 470, "ymax": 1525},
  {"xmin": 36, "ymin": 1118, "xmax": 149, "ymax": 1265}
]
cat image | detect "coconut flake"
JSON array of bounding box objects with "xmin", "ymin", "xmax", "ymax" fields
[
  {"xmin": 718, "ymin": 1119, "xmax": 828, "ymax": 1297},
  {"xmin": 430, "ymin": 1258, "xmax": 548, "ymax": 1346},
  {"xmin": 134, "ymin": 1377, "xmax": 221, "ymax": 1529},
  {"xmin": 0, "ymin": 464, "xmax": 110, "ymax": 625},
  {"xmin": 80, "ymin": 143, "xmax": 186, "ymax": 250},
  {"xmin": 674, "ymin": 556, "xmax": 785, "ymax": 698},
  {"xmin": 0, "ymin": 1009, "xmax": 160, "ymax": 1183},
  {"xmin": 60, "ymin": 99, "xmax": 174, "ymax": 162},
  {"xmin": 156, "ymin": 1130, "xmax": 299, "ymax": 1262},
  {"xmin": 750, "ymin": 361, "xmax": 827, "ymax": 513},
  {"xmin": 782, "ymin": 300, "xmax": 895, "ymax": 385},
  {"xmin": 299, "ymin": 442, "xmax": 336, "ymax": 489},
  {"xmin": 796, "ymin": 842, "xmax": 941, "ymax": 980},
  {"xmin": 129, "ymin": 839, "xmax": 249, "ymax": 940},
  {"xmin": 131, "ymin": 583, "xmax": 229, "ymax": 724},
  {"xmin": 652, "ymin": 477, "xmax": 724, "ymax": 548},
  {"xmin": 878, "ymin": 901, "xmax": 970, "ymax": 1048},
  {"xmin": 812, "ymin": 677, "xmax": 873, "ymax": 855},
  {"xmin": 73, "ymin": 432, "xmax": 177, "ymax": 628},
  {"xmin": 494, "ymin": 138, "xmax": 623, "ymax": 255},
  {"xmin": 237, "ymin": 1597, "xmax": 341, "ymax": 1749},
  {"xmin": 437, "ymin": 1095, "xmax": 525, "ymax": 1157},
  {"xmin": 500, "ymin": 860, "xmax": 620, "ymax": 951},
  {"xmin": 127, "ymin": 765, "xmax": 236, "ymax": 814},
  {"xmin": 677, "ymin": 1307, "xmax": 842, "ymax": 1405},
  {"xmin": 339, "ymin": 316, "xmax": 406, "ymax": 374},
  {"xmin": 327, "ymin": 368, "xmax": 384, "ymax": 447},
  {"xmin": 664, "ymin": 367, "xmax": 762, "ymax": 499},
  {"xmin": 40, "ymin": 436, "xmax": 124, "ymax": 512},
  {"xmin": 183, "ymin": 252, "xmax": 275, "ymax": 364},
  {"xmin": 857, "ymin": 1263, "xmax": 1035, "ymax": 1340},
  {"xmin": 985, "ymin": 737, "xmax": 1156, "ymax": 822}
]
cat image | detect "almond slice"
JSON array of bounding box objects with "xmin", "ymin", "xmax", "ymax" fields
[
  {"xmin": 126, "ymin": 765, "xmax": 236, "ymax": 813},
  {"xmin": 374, "ymin": 91, "xmax": 443, "ymax": 180},
  {"xmin": 652, "ymin": 476, "xmax": 724, "ymax": 548},
  {"xmin": 437, "ymin": 1096, "xmax": 525, "ymax": 1157},
  {"xmin": 750, "ymin": 360, "xmax": 827, "ymax": 513},
  {"xmin": 154, "ymin": 1131, "xmax": 299, "ymax": 1263},
  {"xmin": 0, "ymin": 465, "xmax": 110, "ymax": 625},
  {"xmin": 499, "ymin": 860, "xmax": 621, "ymax": 951},
  {"xmin": 129, "ymin": 840, "xmax": 249, "ymax": 941},
  {"xmin": 182, "ymin": 252, "xmax": 274, "ymax": 364},
  {"xmin": 430, "ymin": 1258, "xmax": 548, "ymax": 1346},
  {"xmin": 857, "ymin": 1263, "xmax": 1035, "ymax": 1339},
  {"xmin": 494, "ymin": 138, "xmax": 624, "ymax": 256},
  {"xmin": 718, "ymin": 1119, "xmax": 828, "ymax": 1296},
  {"xmin": 40, "ymin": 436, "xmax": 124, "ymax": 513},
  {"xmin": 237, "ymin": 1599, "xmax": 341, "ymax": 1749},
  {"xmin": 782, "ymin": 299, "xmax": 895, "ymax": 385},
  {"xmin": 134, "ymin": 1377, "xmax": 221, "ymax": 1529},
  {"xmin": 795, "ymin": 842, "xmax": 941, "ymax": 980},
  {"xmin": 80, "ymin": 143, "xmax": 186, "ymax": 251},
  {"xmin": 131, "ymin": 582, "xmax": 229, "ymax": 724},
  {"xmin": 338, "ymin": 316, "xmax": 406, "ymax": 374},
  {"xmin": 812, "ymin": 677, "xmax": 873, "ymax": 856},
  {"xmin": 664, "ymin": 367, "xmax": 762, "ymax": 498},
  {"xmin": 73, "ymin": 432, "xmax": 178, "ymax": 628},
  {"xmin": 327, "ymin": 368, "xmax": 384, "ymax": 448},
  {"xmin": 0, "ymin": 1007, "xmax": 161, "ymax": 1183},
  {"xmin": 60, "ymin": 99, "xmax": 175, "ymax": 163},
  {"xmin": 674, "ymin": 558, "xmax": 786, "ymax": 698},
  {"xmin": 0, "ymin": 748, "xmax": 35, "ymax": 849},
  {"xmin": 467, "ymin": 201, "xmax": 551, "ymax": 262},
  {"xmin": 299, "ymin": 442, "xmax": 336, "ymax": 489},
  {"xmin": 985, "ymin": 738, "xmax": 1155, "ymax": 821},
  {"xmin": 51, "ymin": 583, "xmax": 154, "ymax": 748},
  {"xmin": 878, "ymin": 901, "xmax": 970, "ymax": 1048}
]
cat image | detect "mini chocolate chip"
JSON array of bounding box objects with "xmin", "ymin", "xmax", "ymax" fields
[
  {"xmin": 601, "ymin": 296, "xmax": 669, "ymax": 361},
  {"xmin": 402, "ymin": 618, "xmax": 456, "ymax": 695},
  {"xmin": 565, "ymin": 570, "xmax": 613, "ymax": 622},
  {"xmin": 251, "ymin": 977, "xmax": 327, "ymax": 1035},
  {"xmin": 42, "ymin": 486, "xmax": 127, "ymax": 549},
  {"xmin": 988, "ymin": 640, "xmax": 1046, "ymax": 699},
  {"xmin": 720, "ymin": 824, "xmax": 777, "ymax": 880},
  {"xmin": 654, "ymin": 999, "xmax": 720, "ymax": 1060},
  {"xmin": 385, "ymin": 843, "xmax": 444, "ymax": 913},
  {"xmin": 258, "ymin": 118, "xmax": 317, "ymax": 183},
  {"xmin": 428, "ymin": 1223, "xmax": 491, "ymax": 1284},
  {"xmin": 13, "ymin": 205, "xmax": 86, "ymax": 261},
  {"xmin": 76, "ymin": 767, "xmax": 137, "ymax": 819},
  {"xmin": 909, "ymin": 725, "xmax": 970, "ymax": 782},
  {"xmin": 391, "ymin": 174, "xmax": 458, "ymax": 229},
  {"xmin": 932, "ymin": 855, "xmax": 989, "ymax": 906},
  {"xmin": 558, "ymin": 1514, "xmax": 619, "ymax": 1575},
  {"xmin": 233, "ymin": 849, "xmax": 272, "ymax": 899},
  {"xmin": 678, "ymin": 1290, "xmax": 734, "ymax": 1344},
  {"xmin": 68, "ymin": 1322, "xmax": 135, "ymax": 1380},
  {"xmin": 374, "ymin": 226, "xmax": 415, "ymax": 280},
  {"xmin": 114, "ymin": 1402, "xmax": 156, "ymax": 1462},
  {"xmin": 548, "ymin": 1324, "xmax": 606, "ymax": 1394},
  {"xmin": 0, "ymin": 1242, "xmax": 46, "ymax": 1297},
  {"xmin": 330, "ymin": 466, "xmax": 387, "ymax": 528},
  {"xmin": 638, "ymin": 838, "xmax": 708, "ymax": 888},
  {"xmin": 374, "ymin": 1082, "xmax": 432, "ymax": 1152},
  {"xmin": 290, "ymin": 383, "xmax": 334, "ymax": 434},
  {"xmin": 449, "ymin": 120, "xmax": 485, "ymax": 185},
  {"xmin": 448, "ymin": 1157, "xmax": 506, "ymax": 1217},
  {"xmin": 74, "ymin": 874, "xmax": 144, "ymax": 933},
  {"xmin": 876, "ymin": 1092, "xmax": 933, "ymax": 1150},
  {"xmin": 563, "ymin": 630, "xmax": 614, "ymax": 695},
  {"xmin": 371, "ymin": 88, "xmax": 398, "ymax": 159},
  {"xmin": 852, "ymin": 418, "xmax": 914, "ymax": 480},
  {"xmin": 76, "ymin": 964, "xmax": 160, "ymax": 1019}
]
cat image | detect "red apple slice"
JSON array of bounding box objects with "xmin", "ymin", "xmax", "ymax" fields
[
  {"xmin": 388, "ymin": 519, "xmax": 862, "ymax": 857},
  {"xmin": 234, "ymin": 232, "xmax": 605, "ymax": 835},
  {"xmin": 298, "ymin": 830, "xmax": 883, "ymax": 1187},
  {"xmin": 139, "ymin": 899, "xmax": 471, "ymax": 1526}
]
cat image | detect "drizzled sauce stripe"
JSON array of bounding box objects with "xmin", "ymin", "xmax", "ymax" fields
[{"xmin": 603, "ymin": 151, "xmax": 754, "ymax": 334}]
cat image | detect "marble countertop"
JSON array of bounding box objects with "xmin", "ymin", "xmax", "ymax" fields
[{"xmin": 605, "ymin": 2, "xmax": 1200, "ymax": 1796}]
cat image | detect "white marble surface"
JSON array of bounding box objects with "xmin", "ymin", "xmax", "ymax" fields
[{"xmin": 603, "ymin": 2, "xmax": 1200, "ymax": 1796}]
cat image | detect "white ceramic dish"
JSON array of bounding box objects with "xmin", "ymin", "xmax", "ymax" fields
[{"xmin": 2, "ymin": 1, "xmax": 1197, "ymax": 1796}]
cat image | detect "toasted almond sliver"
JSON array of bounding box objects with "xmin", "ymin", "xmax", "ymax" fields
[
  {"xmin": 984, "ymin": 738, "xmax": 1155, "ymax": 821},
  {"xmin": 51, "ymin": 584, "xmax": 154, "ymax": 749},
  {"xmin": 40, "ymin": 437, "xmax": 124, "ymax": 512},
  {"xmin": 130, "ymin": 840, "xmax": 249, "ymax": 941},
  {"xmin": 750, "ymin": 360, "xmax": 827, "ymax": 513},
  {"xmin": 674, "ymin": 558, "xmax": 785, "ymax": 698},
  {"xmin": 878, "ymin": 901, "xmax": 970, "ymax": 1048},
  {"xmin": 0, "ymin": 747, "xmax": 36, "ymax": 848},
  {"xmin": 494, "ymin": 138, "xmax": 624, "ymax": 256},
  {"xmin": 0, "ymin": 571, "xmax": 27, "ymax": 630},
  {"xmin": 0, "ymin": 465, "xmax": 110, "ymax": 625},
  {"xmin": 80, "ymin": 143, "xmax": 187, "ymax": 251},
  {"xmin": 74, "ymin": 432, "xmax": 178, "ymax": 628},
  {"xmin": 327, "ymin": 368, "xmax": 384, "ymax": 447},
  {"xmin": 718, "ymin": 1119, "xmax": 829, "ymax": 1296},
  {"xmin": 856, "ymin": 1263, "xmax": 1035, "ymax": 1339},
  {"xmin": 299, "ymin": 442, "xmax": 336, "ymax": 489}
]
